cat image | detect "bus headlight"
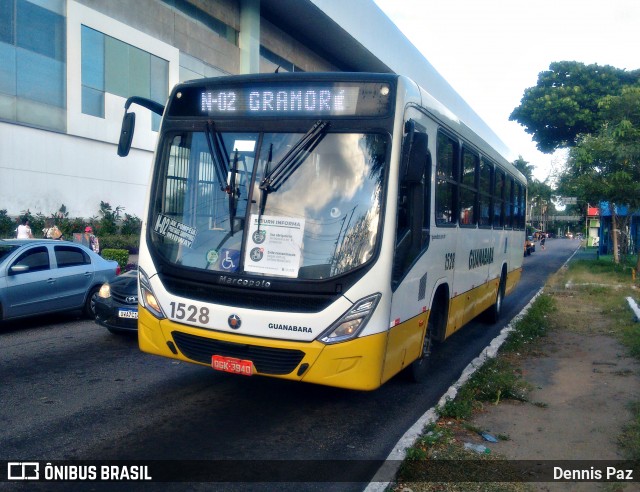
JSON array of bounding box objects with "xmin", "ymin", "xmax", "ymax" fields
[
  {"xmin": 139, "ymin": 267, "xmax": 165, "ymax": 319},
  {"xmin": 319, "ymin": 293, "xmax": 381, "ymax": 344}
]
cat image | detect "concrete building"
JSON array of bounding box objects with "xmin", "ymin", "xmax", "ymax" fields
[{"xmin": 1, "ymin": 0, "xmax": 511, "ymax": 219}]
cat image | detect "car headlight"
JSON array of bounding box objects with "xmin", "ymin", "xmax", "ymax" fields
[
  {"xmin": 318, "ymin": 293, "xmax": 381, "ymax": 344},
  {"xmin": 139, "ymin": 267, "xmax": 165, "ymax": 319},
  {"xmin": 98, "ymin": 283, "xmax": 111, "ymax": 299}
]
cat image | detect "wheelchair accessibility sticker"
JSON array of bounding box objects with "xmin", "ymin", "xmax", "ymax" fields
[{"xmin": 219, "ymin": 249, "xmax": 240, "ymax": 272}]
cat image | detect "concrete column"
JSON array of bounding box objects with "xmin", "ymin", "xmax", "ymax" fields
[{"xmin": 239, "ymin": 0, "xmax": 260, "ymax": 74}]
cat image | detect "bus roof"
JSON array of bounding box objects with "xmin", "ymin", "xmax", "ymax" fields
[{"xmin": 168, "ymin": 71, "xmax": 525, "ymax": 182}]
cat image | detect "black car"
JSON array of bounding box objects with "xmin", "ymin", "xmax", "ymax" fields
[{"xmin": 95, "ymin": 269, "xmax": 138, "ymax": 334}]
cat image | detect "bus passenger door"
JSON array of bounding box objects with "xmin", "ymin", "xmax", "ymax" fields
[
  {"xmin": 384, "ymin": 119, "xmax": 431, "ymax": 383},
  {"xmin": 392, "ymin": 121, "xmax": 430, "ymax": 287}
]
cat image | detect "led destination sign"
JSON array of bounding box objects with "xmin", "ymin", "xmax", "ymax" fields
[
  {"xmin": 170, "ymin": 82, "xmax": 392, "ymax": 118},
  {"xmin": 201, "ymin": 87, "xmax": 359, "ymax": 115}
]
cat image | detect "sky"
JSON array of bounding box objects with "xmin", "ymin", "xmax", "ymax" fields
[{"xmin": 372, "ymin": 0, "xmax": 640, "ymax": 182}]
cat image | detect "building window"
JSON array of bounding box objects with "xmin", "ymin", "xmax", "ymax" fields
[
  {"xmin": 159, "ymin": 0, "xmax": 238, "ymax": 46},
  {"xmin": 81, "ymin": 25, "xmax": 169, "ymax": 131},
  {"xmin": 0, "ymin": 0, "xmax": 66, "ymax": 131},
  {"xmin": 179, "ymin": 52, "xmax": 228, "ymax": 83}
]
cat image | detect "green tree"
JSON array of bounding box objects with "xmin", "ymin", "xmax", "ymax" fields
[
  {"xmin": 120, "ymin": 213, "xmax": 142, "ymax": 236},
  {"xmin": 510, "ymin": 61, "xmax": 640, "ymax": 153},
  {"xmin": 560, "ymin": 86, "xmax": 640, "ymax": 269},
  {"xmin": 513, "ymin": 155, "xmax": 535, "ymax": 182},
  {"xmin": 20, "ymin": 209, "xmax": 46, "ymax": 237},
  {"xmin": 0, "ymin": 209, "xmax": 15, "ymax": 238},
  {"xmin": 97, "ymin": 201, "xmax": 123, "ymax": 235}
]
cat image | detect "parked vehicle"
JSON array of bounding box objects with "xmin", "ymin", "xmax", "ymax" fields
[
  {"xmin": 95, "ymin": 269, "xmax": 138, "ymax": 334},
  {"xmin": 0, "ymin": 239, "xmax": 119, "ymax": 322}
]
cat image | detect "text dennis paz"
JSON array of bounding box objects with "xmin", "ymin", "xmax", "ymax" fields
[{"xmin": 554, "ymin": 466, "xmax": 634, "ymax": 481}]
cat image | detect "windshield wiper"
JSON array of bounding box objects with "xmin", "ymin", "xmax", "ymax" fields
[
  {"xmin": 256, "ymin": 120, "xmax": 329, "ymax": 230},
  {"xmin": 256, "ymin": 144, "xmax": 273, "ymax": 232},
  {"xmin": 228, "ymin": 149, "xmax": 240, "ymax": 233},
  {"xmin": 259, "ymin": 120, "xmax": 330, "ymax": 194},
  {"xmin": 204, "ymin": 121, "xmax": 230, "ymax": 192}
]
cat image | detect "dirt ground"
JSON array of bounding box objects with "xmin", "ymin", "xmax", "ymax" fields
[{"xmin": 471, "ymin": 329, "xmax": 640, "ymax": 491}]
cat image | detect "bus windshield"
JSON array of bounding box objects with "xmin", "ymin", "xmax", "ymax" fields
[{"xmin": 150, "ymin": 128, "xmax": 387, "ymax": 280}]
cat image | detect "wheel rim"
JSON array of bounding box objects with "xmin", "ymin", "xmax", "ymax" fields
[{"xmin": 87, "ymin": 290, "xmax": 99, "ymax": 317}]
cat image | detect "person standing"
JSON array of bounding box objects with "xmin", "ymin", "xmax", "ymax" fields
[
  {"xmin": 85, "ymin": 226, "xmax": 100, "ymax": 253},
  {"xmin": 16, "ymin": 218, "xmax": 33, "ymax": 239},
  {"xmin": 541, "ymin": 235, "xmax": 546, "ymax": 250}
]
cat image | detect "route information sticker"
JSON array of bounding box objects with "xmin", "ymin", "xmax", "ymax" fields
[{"xmin": 244, "ymin": 215, "xmax": 305, "ymax": 278}]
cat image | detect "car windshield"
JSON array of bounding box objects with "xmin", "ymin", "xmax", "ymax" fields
[
  {"xmin": 0, "ymin": 244, "xmax": 20, "ymax": 263},
  {"xmin": 149, "ymin": 129, "xmax": 387, "ymax": 280}
]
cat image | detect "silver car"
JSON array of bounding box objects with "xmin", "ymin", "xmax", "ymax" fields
[{"xmin": 0, "ymin": 239, "xmax": 120, "ymax": 322}]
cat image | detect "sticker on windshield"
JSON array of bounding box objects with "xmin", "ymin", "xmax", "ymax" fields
[
  {"xmin": 153, "ymin": 214, "xmax": 197, "ymax": 248},
  {"xmin": 206, "ymin": 249, "xmax": 219, "ymax": 264},
  {"xmin": 244, "ymin": 215, "xmax": 305, "ymax": 278}
]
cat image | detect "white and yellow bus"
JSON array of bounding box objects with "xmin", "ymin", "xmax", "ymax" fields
[{"xmin": 118, "ymin": 72, "xmax": 526, "ymax": 390}]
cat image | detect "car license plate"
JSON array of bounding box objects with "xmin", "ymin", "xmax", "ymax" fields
[
  {"xmin": 118, "ymin": 309, "xmax": 138, "ymax": 319},
  {"xmin": 211, "ymin": 355, "xmax": 253, "ymax": 376}
]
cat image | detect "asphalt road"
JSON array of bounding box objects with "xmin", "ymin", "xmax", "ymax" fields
[{"xmin": 0, "ymin": 238, "xmax": 580, "ymax": 491}]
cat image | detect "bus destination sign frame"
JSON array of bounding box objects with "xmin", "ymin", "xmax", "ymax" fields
[{"xmin": 169, "ymin": 81, "xmax": 393, "ymax": 118}]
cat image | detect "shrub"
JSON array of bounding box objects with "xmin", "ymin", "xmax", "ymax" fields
[
  {"xmin": 98, "ymin": 234, "xmax": 140, "ymax": 254},
  {"xmin": 101, "ymin": 248, "xmax": 129, "ymax": 270},
  {"xmin": 20, "ymin": 209, "xmax": 46, "ymax": 237},
  {"xmin": 48, "ymin": 204, "xmax": 81, "ymax": 240},
  {"xmin": 0, "ymin": 209, "xmax": 15, "ymax": 238},
  {"xmin": 120, "ymin": 213, "xmax": 142, "ymax": 236},
  {"xmin": 61, "ymin": 217, "xmax": 90, "ymax": 240},
  {"xmin": 97, "ymin": 201, "xmax": 123, "ymax": 236}
]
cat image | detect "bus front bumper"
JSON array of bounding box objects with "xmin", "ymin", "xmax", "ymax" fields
[{"xmin": 138, "ymin": 308, "xmax": 387, "ymax": 391}]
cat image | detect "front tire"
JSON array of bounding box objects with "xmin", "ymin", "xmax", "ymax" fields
[
  {"xmin": 84, "ymin": 286, "xmax": 100, "ymax": 319},
  {"xmin": 405, "ymin": 308, "xmax": 440, "ymax": 383}
]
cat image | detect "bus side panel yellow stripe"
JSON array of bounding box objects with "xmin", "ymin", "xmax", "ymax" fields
[{"xmin": 443, "ymin": 267, "xmax": 522, "ymax": 338}]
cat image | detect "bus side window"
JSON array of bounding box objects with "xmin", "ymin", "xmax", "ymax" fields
[
  {"xmin": 478, "ymin": 158, "xmax": 493, "ymax": 227},
  {"xmin": 517, "ymin": 183, "xmax": 526, "ymax": 229},
  {"xmin": 460, "ymin": 148, "xmax": 478, "ymax": 226},
  {"xmin": 505, "ymin": 176, "xmax": 514, "ymax": 228},
  {"xmin": 493, "ymin": 169, "xmax": 505, "ymax": 228},
  {"xmin": 435, "ymin": 132, "xmax": 458, "ymax": 226}
]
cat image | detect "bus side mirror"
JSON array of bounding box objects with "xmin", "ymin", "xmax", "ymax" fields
[
  {"xmin": 405, "ymin": 132, "xmax": 428, "ymax": 183},
  {"xmin": 117, "ymin": 111, "xmax": 136, "ymax": 157}
]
